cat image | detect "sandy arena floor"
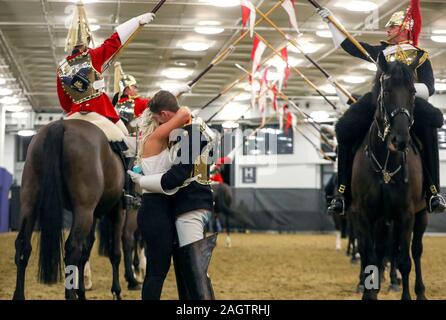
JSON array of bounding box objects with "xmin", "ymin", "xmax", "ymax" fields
[{"xmin": 0, "ymin": 232, "xmax": 445, "ymax": 300}]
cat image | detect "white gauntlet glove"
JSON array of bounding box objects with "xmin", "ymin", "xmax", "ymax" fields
[
  {"xmin": 169, "ymin": 83, "xmax": 192, "ymax": 97},
  {"xmin": 138, "ymin": 12, "xmax": 155, "ymax": 25},
  {"xmin": 414, "ymin": 83, "xmax": 429, "ymax": 100},
  {"xmin": 316, "ymin": 7, "xmax": 346, "ymax": 47},
  {"xmin": 128, "ymin": 170, "xmax": 143, "ymax": 185},
  {"xmin": 127, "ymin": 170, "xmax": 179, "ymax": 195},
  {"xmin": 317, "ymin": 7, "xmax": 332, "ymax": 22},
  {"xmin": 116, "ymin": 13, "xmax": 156, "ymax": 44}
]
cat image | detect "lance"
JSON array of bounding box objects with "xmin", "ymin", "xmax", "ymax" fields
[
  {"xmin": 253, "ymin": 7, "xmax": 356, "ymax": 104},
  {"xmin": 306, "ymin": 0, "xmax": 376, "ymax": 64},
  {"xmin": 293, "ymin": 123, "xmax": 334, "ymax": 162},
  {"xmin": 186, "ymin": 0, "xmax": 285, "ymax": 87},
  {"xmin": 200, "ymin": 45, "xmax": 287, "ymax": 111},
  {"xmin": 254, "ymin": 32, "xmax": 338, "ymax": 110},
  {"xmin": 234, "ymin": 63, "xmax": 336, "ymax": 150},
  {"xmin": 206, "ymin": 73, "xmax": 281, "ymax": 122},
  {"xmin": 103, "ymin": 0, "xmax": 168, "ymax": 72},
  {"xmin": 201, "ymin": 74, "xmax": 247, "ymax": 110}
]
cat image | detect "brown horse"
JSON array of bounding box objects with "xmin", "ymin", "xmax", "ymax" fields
[
  {"xmin": 351, "ymin": 54, "xmax": 427, "ymax": 300},
  {"xmin": 13, "ymin": 119, "xmax": 125, "ymax": 300}
]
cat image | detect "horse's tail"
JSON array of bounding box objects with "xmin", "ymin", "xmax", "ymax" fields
[
  {"xmin": 37, "ymin": 120, "xmax": 65, "ymax": 284},
  {"xmin": 98, "ymin": 215, "xmax": 111, "ymax": 257}
]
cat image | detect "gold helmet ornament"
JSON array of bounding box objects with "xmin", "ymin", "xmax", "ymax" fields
[
  {"xmin": 65, "ymin": 1, "xmax": 94, "ymax": 52},
  {"xmin": 384, "ymin": 0, "xmax": 422, "ymax": 46},
  {"xmin": 385, "ymin": 11, "xmax": 412, "ymax": 30},
  {"xmin": 114, "ymin": 62, "xmax": 138, "ymax": 98}
]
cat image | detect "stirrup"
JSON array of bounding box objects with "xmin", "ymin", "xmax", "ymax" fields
[
  {"xmin": 429, "ymin": 193, "xmax": 446, "ymax": 214},
  {"xmin": 124, "ymin": 194, "xmax": 140, "ymax": 209},
  {"xmin": 327, "ymin": 197, "xmax": 345, "ymax": 216}
]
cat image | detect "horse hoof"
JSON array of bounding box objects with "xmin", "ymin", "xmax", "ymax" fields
[
  {"xmin": 417, "ymin": 294, "xmax": 427, "ymax": 300},
  {"xmin": 127, "ymin": 282, "xmax": 142, "ymax": 291},
  {"xmin": 350, "ymin": 258, "xmax": 358, "ymax": 265},
  {"xmin": 113, "ymin": 293, "xmax": 122, "ymax": 300},
  {"xmin": 401, "ymin": 293, "xmax": 412, "ymax": 300},
  {"xmin": 12, "ymin": 292, "xmax": 24, "ymax": 300},
  {"xmin": 388, "ymin": 284, "xmax": 400, "ymax": 292},
  {"xmin": 356, "ymin": 285, "xmax": 365, "ymax": 294},
  {"xmin": 84, "ymin": 281, "xmax": 93, "ymax": 291}
]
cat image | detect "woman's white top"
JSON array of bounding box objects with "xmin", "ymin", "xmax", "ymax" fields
[
  {"xmin": 141, "ymin": 148, "xmax": 172, "ymax": 175},
  {"xmin": 140, "ymin": 149, "xmax": 172, "ymax": 194}
]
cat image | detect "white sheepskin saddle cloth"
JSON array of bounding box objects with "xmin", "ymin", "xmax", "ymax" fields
[{"xmin": 65, "ymin": 112, "xmax": 125, "ymax": 142}]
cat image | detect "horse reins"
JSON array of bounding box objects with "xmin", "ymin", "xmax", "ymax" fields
[{"xmin": 366, "ymin": 73, "xmax": 414, "ymax": 184}]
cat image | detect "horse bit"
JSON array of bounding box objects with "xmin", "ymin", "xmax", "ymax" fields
[{"xmin": 366, "ymin": 74, "xmax": 414, "ymax": 184}]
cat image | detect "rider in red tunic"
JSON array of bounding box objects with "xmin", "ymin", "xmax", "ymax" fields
[
  {"xmin": 112, "ymin": 62, "xmax": 151, "ymax": 121},
  {"xmin": 56, "ymin": 1, "xmax": 156, "ymax": 134}
]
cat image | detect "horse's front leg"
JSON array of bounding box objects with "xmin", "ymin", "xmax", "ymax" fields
[
  {"xmin": 412, "ymin": 209, "xmax": 428, "ymax": 300},
  {"xmin": 397, "ymin": 215, "xmax": 415, "ymax": 300},
  {"xmin": 389, "ymin": 224, "xmax": 401, "ymax": 292},
  {"xmin": 358, "ymin": 216, "xmax": 379, "ymax": 300}
]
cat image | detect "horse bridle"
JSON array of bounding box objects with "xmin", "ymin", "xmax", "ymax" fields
[
  {"xmin": 374, "ymin": 74, "xmax": 415, "ymax": 142},
  {"xmin": 367, "ymin": 73, "xmax": 415, "ymax": 184}
]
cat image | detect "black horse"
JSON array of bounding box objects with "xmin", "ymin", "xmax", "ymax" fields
[
  {"xmin": 351, "ymin": 53, "xmax": 427, "ymax": 300},
  {"xmin": 211, "ymin": 182, "xmax": 234, "ymax": 247}
]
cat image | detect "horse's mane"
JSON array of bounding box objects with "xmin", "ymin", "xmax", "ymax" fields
[{"xmin": 372, "ymin": 61, "xmax": 415, "ymax": 102}]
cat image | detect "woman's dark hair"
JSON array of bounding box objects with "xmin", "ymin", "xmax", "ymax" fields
[{"xmin": 148, "ymin": 90, "xmax": 179, "ymax": 114}]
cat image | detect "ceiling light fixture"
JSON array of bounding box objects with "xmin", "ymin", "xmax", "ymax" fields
[
  {"xmin": 0, "ymin": 96, "xmax": 19, "ymax": 104},
  {"xmin": 310, "ymin": 111, "xmax": 330, "ymax": 123},
  {"xmin": 161, "ymin": 68, "xmax": 194, "ymax": 80},
  {"xmin": 159, "ymin": 81, "xmax": 182, "ymax": 92},
  {"xmin": 5, "ymin": 105, "xmax": 24, "ymax": 112},
  {"xmin": 222, "ymin": 121, "xmax": 240, "ymax": 129},
  {"xmin": 343, "ymin": 75, "xmax": 366, "ymax": 84},
  {"xmin": 17, "ymin": 129, "xmax": 36, "ymax": 137},
  {"xmin": 0, "ymin": 88, "xmax": 13, "ymax": 96},
  {"xmin": 199, "ymin": 0, "xmax": 239, "ymax": 7},
  {"xmin": 195, "ymin": 21, "xmax": 224, "ymax": 35},
  {"xmin": 431, "ymin": 35, "xmax": 446, "ymax": 43},
  {"xmin": 181, "ymin": 41, "xmax": 210, "ymax": 52},
  {"xmin": 319, "ymin": 84, "xmax": 337, "ymax": 95},
  {"xmin": 195, "ymin": 26, "xmax": 225, "ymax": 35},
  {"xmin": 288, "ymin": 42, "xmax": 322, "ymax": 54},
  {"xmin": 11, "ymin": 111, "xmax": 29, "ymax": 119},
  {"xmin": 338, "ymin": 1, "xmax": 378, "ymax": 12},
  {"xmin": 316, "ymin": 30, "xmax": 332, "ymax": 38}
]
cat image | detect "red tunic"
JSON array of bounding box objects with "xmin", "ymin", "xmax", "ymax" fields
[
  {"xmin": 133, "ymin": 97, "xmax": 151, "ymax": 117},
  {"xmin": 57, "ymin": 32, "xmax": 122, "ymax": 123},
  {"xmin": 210, "ymin": 173, "xmax": 224, "ymax": 184}
]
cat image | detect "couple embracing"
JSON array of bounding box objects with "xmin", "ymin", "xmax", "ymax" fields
[{"xmin": 128, "ymin": 90, "xmax": 217, "ymax": 300}]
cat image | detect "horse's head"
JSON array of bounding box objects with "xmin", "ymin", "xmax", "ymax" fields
[{"xmin": 374, "ymin": 53, "xmax": 417, "ymax": 152}]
